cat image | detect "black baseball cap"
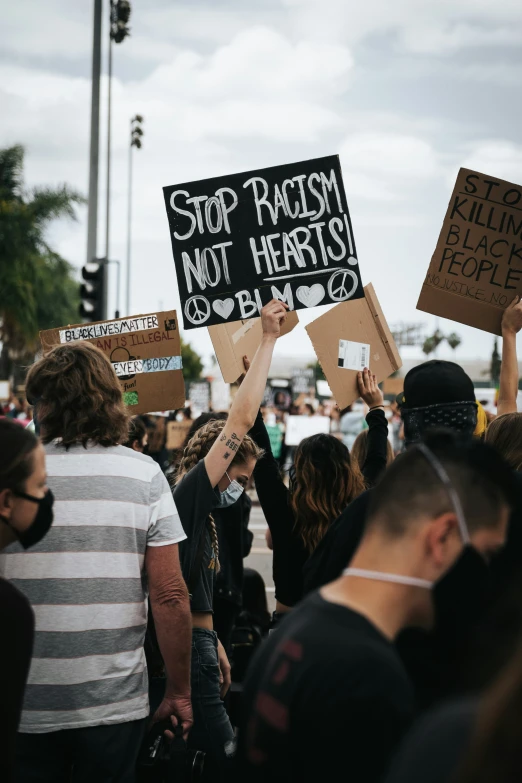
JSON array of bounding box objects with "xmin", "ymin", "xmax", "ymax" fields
[{"xmin": 397, "ymin": 360, "xmax": 475, "ymax": 409}]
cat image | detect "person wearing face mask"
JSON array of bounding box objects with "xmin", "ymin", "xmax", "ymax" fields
[
  {"xmin": 0, "ymin": 418, "xmax": 54, "ymax": 783},
  {"xmin": 173, "ymin": 299, "xmax": 286, "ymax": 779},
  {"xmin": 236, "ymin": 431, "xmax": 515, "ymax": 783}
]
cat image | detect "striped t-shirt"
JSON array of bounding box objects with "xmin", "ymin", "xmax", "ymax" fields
[{"xmin": 0, "ymin": 441, "xmax": 186, "ymax": 733}]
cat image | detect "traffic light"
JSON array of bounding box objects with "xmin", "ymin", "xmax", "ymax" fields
[{"xmin": 79, "ymin": 260, "xmax": 106, "ymax": 322}]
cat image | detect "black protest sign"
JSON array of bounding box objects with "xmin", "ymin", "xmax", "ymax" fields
[{"xmin": 163, "ymin": 156, "xmax": 364, "ymax": 330}]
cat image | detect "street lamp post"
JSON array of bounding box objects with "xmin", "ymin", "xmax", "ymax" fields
[
  {"xmin": 125, "ymin": 115, "xmax": 144, "ymax": 316},
  {"xmin": 104, "ymin": 0, "xmax": 131, "ymax": 318}
]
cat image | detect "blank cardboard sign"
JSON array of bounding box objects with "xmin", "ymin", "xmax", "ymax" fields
[
  {"xmin": 40, "ymin": 311, "xmax": 186, "ymax": 416},
  {"xmin": 166, "ymin": 420, "xmax": 192, "ymax": 450},
  {"xmin": 305, "ymin": 283, "xmax": 402, "ymax": 409},
  {"xmin": 417, "ymin": 168, "xmax": 522, "ymax": 335},
  {"xmin": 208, "ymin": 310, "xmax": 299, "ymax": 383}
]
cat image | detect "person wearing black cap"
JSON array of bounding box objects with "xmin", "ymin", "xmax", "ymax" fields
[
  {"xmin": 302, "ymin": 358, "xmax": 522, "ymax": 707},
  {"xmin": 396, "ymin": 360, "xmax": 478, "ymax": 446}
]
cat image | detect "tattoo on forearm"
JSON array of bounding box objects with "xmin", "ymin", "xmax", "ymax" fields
[
  {"xmin": 230, "ymin": 433, "xmax": 240, "ymax": 441},
  {"xmin": 223, "ymin": 451, "xmax": 230, "ymax": 459},
  {"xmin": 219, "ymin": 433, "xmax": 226, "ymax": 442},
  {"xmin": 225, "ymin": 439, "xmax": 238, "ymax": 452}
]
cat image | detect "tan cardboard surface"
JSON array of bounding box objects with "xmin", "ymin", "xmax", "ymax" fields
[
  {"xmin": 40, "ymin": 311, "xmax": 185, "ymax": 415},
  {"xmin": 417, "ymin": 168, "xmax": 522, "ymax": 335},
  {"xmin": 305, "ymin": 283, "xmax": 402, "ymax": 409},
  {"xmin": 166, "ymin": 420, "xmax": 192, "ymax": 450},
  {"xmin": 208, "ymin": 310, "xmax": 299, "ymax": 383}
]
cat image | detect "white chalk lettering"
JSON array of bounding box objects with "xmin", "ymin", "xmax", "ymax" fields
[
  {"xmin": 321, "ymin": 170, "xmax": 343, "ymax": 214},
  {"xmin": 308, "ymin": 173, "xmax": 326, "ymax": 221},
  {"xmin": 204, "ymin": 197, "xmax": 223, "ymax": 234},
  {"xmin": 243, "ymin": 177, "xmax": 275, "ymax": 227},
  {"xmin": 170, "ymin": 190, "xmax": 197, "ymax": 240},
  {"xmin": 271, "ymin": 283, "xmax": 294, "ymax": 309},
  {"xmin": 216, "ymin": 188, "xmax": 238, "ymax": 234},
  {"xmin": 282, "ymin": 179, "xmax": 300, "ymax": 219},
  {"xmin": 214, "ymin": 242, "xmax": 233, "ymax": 285},
  {"xmin": 288, "ymin": 226, "xmax": 317, "ymax": 266},
  {"xmin": 235, "ymin": 290, "xmax": 258, "ymax": 318},
  {"xmin": 182, "ymin": 249, "xmax": 205, "ymax": 293},
  {"xmin": 327, "ymin": 217, "xmax": 346, "ymax": 261},
  {"xmin": 249, "ymin": 235, "xmax": 274, "ymax": 275},
  {"xmin": 293, "ymin": 174, "xmax": 316, "ymax": 219},
  {"xmin": 308, "ymin": 222, "xmax": 328, "ymax": 264}
]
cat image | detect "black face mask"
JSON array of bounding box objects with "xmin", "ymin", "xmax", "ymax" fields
[
  {"xmin": 1, "ymin": 488, "xmax": 55, "ymax": 549},
  {"xmin": 432, "ymin": 545, "xmax": 491, "ymax": 631}
]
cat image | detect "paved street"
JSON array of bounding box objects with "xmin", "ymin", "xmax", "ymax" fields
[{"xmin": 244, "ymin": 501, "xmax": 276, "ymax": 613}]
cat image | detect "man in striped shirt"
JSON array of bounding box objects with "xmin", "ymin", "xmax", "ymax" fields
[{"xmin": 0, "ymin": 342, "xmax": 192, "ymax": 783}]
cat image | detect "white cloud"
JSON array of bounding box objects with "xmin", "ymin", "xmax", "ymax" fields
[
  {"xmin": 459, "ymin": 140, "xmax": 522, "ymax": 185},
  {"xmin": 339, "ymin": 133, "xmax": 442, "ymax": 201}
]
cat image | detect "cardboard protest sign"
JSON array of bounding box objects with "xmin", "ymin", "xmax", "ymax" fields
[
  {"xmin": 208, "ymin": 310, "xmax": 298, "ymax": 383},
  {"xmin": 39, "ymin": 311, "xmax": 185, "ymax": 416},
  {"xmin": 417, "ymin": 168, "xmax": 522, "ymax": 335},
  {"xmin": 305, "ymin": 283, "xmax": 402, "ymax": 409},
  {"xmin": 188, "ymin": 381, "xmax": 210, "ymax": 412},
  {"xmin": 163, "ymin": 156, "xmax": 364, "ymax": 330},
  {"xmin": 166, "ymin": 420, "xmax": 192, "ymax": 450},
  {"xmin": 284, "ymin": 415, "xmax": 331, "ymax": 446},
  {"xmin": 291, "ymin": 367, "xmax": 315, "ymax": 395}
]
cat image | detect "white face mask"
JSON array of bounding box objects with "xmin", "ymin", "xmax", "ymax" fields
[
  {"xmin": 343, "ymin": 443, "xmax": 471, "ymax": 590},
  {"xmin": 216, "ymin": 471, "xmax": 244, "ymax": 509}
]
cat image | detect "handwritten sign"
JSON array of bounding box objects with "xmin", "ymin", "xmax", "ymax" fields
[
  {"xmin": 417, "ymin": 168, "xmax": 522, "ymax": 335},
  {"xmin": 188, "ymin": 381, "xmax": 210, "ymax": 412},
  {"xmin": 40, "ymin": 311, "xmax": 185, "ymax": 415},
  {"xmin": 163, "ymin": 156, "xmax": 364, "ymax": 329}
]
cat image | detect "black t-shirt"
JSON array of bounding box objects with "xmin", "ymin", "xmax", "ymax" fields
[
  {"xmin": 236, "ymin": 591, "xmax": 415, "ymax": 783},
  {"xmin": 174, "ymin": 460, "xmax": 220, "ymax": 613},
  {"xmin": 383, "ymin": 698, "xmax": 477, "ymax": 783}
]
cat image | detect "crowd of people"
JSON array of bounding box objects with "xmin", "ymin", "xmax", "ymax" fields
[{"xmin": 2, "ymin": 295, "xmax": 522, "ymax": 782}]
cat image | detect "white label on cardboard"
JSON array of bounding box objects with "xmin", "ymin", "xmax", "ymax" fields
[
  {"xmin": 112, "ymin": 355, "xmax": 182, "ymax": 377},
  {"xmin": 338, "ymin": 340, "xmax": 370, "ymax": 371},
  {"xmin": 59, "ymin": 315, "xmax": 160, "ymax": 343},
  {"xmin": 231, "ymin": 319, "xmax": 257, "ymax": 345}
]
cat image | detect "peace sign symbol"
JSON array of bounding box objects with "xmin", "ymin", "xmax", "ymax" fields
[
  {"xmin": 328, "ymin": 270, "xmax": 358, "ymax": 302},
  {"xmin": 185, "ymin": 295, "xmax": 211, "ymax": 325}
]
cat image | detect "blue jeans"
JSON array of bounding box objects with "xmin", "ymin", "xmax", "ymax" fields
[{"xmin": 189, "ymin": 629, "xmax": 235, "ymax": 778}]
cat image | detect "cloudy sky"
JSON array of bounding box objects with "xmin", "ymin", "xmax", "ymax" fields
[{"xmin": 3, "ymin": 0, "xmax": 522, "ymax": 372}]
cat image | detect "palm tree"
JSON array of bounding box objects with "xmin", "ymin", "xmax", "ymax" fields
[
  {"xmin": 447, "ymin": 332, "xmax": 461, "ymax": 354},
  {"xmin": 0, "ymin": 145, "xmax": 84, "ymax": 382}
]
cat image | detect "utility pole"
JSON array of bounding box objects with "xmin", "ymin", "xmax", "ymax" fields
[
  {"xmin": 105, "ymin": 0, "xmax": 132, "ymax": 319},
  {"xmin": 86, "ymin": 0, "xmax": 102, "ymax": 311},
  {"xmin": 126, "ymin": 114, "xmax": 144, "ymax": 315},
  {"xmin": 104, "ymin": 4, "xmax": 114, "ymax": 319}
]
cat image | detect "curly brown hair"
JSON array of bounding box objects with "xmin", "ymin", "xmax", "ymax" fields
[
  {"xmin": 26, "ymin": 341, "xmax": 130, "ymax": 448},
  {"xmin": 290, "ymin": 433, "xmax": 366, "ymax": 554},
  {"xmin": 176, "ymin": 419, "xmax": 264, "ymax": 571}
]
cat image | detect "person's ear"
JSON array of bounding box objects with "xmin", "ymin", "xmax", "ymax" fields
[
  {"xmin": 0, "ymin": 488, "xmax": 13, "ymax": 520},
  {"xmin": 425, "ymin": 512, "xmax": 460, "ymax": 569}
]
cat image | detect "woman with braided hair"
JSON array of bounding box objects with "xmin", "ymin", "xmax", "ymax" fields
[{"xmin": 173, "ymin": 299, "xmax": 287, "ymax": 777}]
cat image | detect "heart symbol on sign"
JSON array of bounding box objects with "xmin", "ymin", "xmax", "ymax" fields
[
  {"xmin": 212, "ymin": 298, "xmax": 235, "ymax": 319},
  {"xmin": 296, "ymin": 284, "xmax": 325, "ymax": 308}
]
